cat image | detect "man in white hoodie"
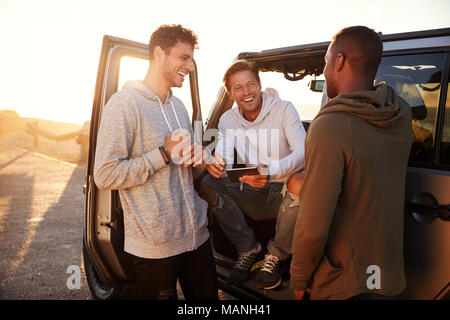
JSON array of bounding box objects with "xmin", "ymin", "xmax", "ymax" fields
[
  {"xmin": 94, "ymin": 25, "xmax": 217, "ymax": 300},
  {"xmin": 202, "ymin": 60, "xmax": 306, "ymax": 289}
]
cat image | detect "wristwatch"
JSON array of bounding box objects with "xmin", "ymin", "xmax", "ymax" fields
[{"xmin": 159, "ymin": 145, "xmax": 173, "ymax": 166}]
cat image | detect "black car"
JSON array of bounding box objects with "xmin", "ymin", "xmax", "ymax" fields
[{"xmin": 83, "ymin": 28, "xmax": 450, "ymax": 300}]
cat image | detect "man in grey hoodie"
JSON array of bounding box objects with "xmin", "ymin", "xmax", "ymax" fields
[
  {"xmin": 202, "ymin": 60, "xmax": 306, "ymax": 289},
  {"xmin": 94, "ymin": 25, "xmax": 217, "ymax": 300}
]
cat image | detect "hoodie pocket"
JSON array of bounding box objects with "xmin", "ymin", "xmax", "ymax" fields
[
  {"xmin": 311, "ymin": 254, "xmax": 344, "ymax": 299},
  {"xmin": 147, "ymin": 208, "xmax": 189, "ymax": 243}
]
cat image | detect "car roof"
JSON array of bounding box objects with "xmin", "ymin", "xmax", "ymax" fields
[{"xmin": 237, "ymin": 28, "xmax": 450, "ymax": 77}]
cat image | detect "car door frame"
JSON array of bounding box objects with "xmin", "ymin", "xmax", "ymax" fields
[{"xmin": 83, "ymin": 35, "xmax": 203, "ymax": 287}]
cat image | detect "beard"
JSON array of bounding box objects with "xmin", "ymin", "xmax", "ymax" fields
[{"xmin": 161, "ymin": 60, "xmax": 184, "ymax": 88}]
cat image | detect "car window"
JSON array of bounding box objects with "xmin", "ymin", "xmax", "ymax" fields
[
  {"xmin": 439, "ymin": 70, "xmax": 450, "ymax": 166},
  {"xmin": 258, "ymin": 71, "xmax": 325, "ymax": 121},
  {"xmin": 118, "ymin": 56, "xmax": 194, "ymax": 120},
  {"xmin": 375, "ymin": 53, "xmax": 446, "ymax": 164}
]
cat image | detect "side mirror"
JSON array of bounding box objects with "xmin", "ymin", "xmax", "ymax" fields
[{"xmin": 309, "ymin": 79, "xmax": 325, "ymax": 92}]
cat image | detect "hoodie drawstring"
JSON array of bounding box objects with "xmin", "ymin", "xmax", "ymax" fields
[
  {"xmin": 170, "ymin": 101, "xmax": 183, "ymax": 129},
  {"xmin": 157, "ymin": 97, "xmax": 182, "ymax": 131},
  {"xmin": 156, "ymin": 96, "xmax": 197, "ymax": 251}
]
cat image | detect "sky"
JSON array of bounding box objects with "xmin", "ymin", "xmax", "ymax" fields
[{"xmin": 0, "ymin": 0, "xmax": 449, "ymax": 125}]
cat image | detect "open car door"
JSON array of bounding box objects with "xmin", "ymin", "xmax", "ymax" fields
[{"xmin": 83, "ymin": 35, "xmax": 203, "ymax": 299}]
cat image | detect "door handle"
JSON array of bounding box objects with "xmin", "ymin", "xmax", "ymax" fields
[{"xmin": 405, "ymin": 193, "xmax": 450, "ymax": 224}]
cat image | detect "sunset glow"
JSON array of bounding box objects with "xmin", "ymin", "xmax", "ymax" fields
[{"xmin": 0, "ymin": 0, "xmax": 448, "ymax": 125}]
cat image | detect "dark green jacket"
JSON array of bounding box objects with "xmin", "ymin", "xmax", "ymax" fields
[{"xmin": 290, "ymin": 84, "xmax": 412, "ymax": 299}]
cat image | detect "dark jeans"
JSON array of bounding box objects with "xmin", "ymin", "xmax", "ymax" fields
[
  {"xmin": 202, "ymin": 174, "xmax": 299, "ymax": 260},
  {"xmin": 132, "ymin": 238, "xmax": 218, "ymax": 300}
]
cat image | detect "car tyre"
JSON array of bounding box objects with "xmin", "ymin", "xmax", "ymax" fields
[{"xmin": 83, "ymin": 243, "xmax": 123, "ymax": 300}]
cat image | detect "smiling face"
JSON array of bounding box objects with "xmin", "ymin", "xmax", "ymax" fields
[
  {"xmin": 228, "ymin": 70, "xmax": 262, "ymax": 116},
  {"xmin": 159, "ymin": 40, "xmax": 194, "ymax": 88}
]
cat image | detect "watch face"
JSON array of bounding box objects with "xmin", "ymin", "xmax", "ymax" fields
[{"xmin": 159, "ymin": 146, "xmax": 170, "ymax": 164}]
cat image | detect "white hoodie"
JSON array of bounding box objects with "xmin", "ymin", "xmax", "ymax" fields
[{"xmin": 215, "ymin": 91, "xmax": 306, "ymax": 182}]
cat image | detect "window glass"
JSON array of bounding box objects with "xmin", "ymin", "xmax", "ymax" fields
[
  {"xmin": 118, "ymin": 56, "xmax": 193, "ymax": 120},
  {"xmin": 258, "ymin": 72, "xmax": 325, "ymax": 121},
  {"xmin": 375, "ymin": 53, "xmax": 445, "ymax": 163},
  {"xmin": 439, "ymin": 71, "xmax": 450, "ymax": 165}
]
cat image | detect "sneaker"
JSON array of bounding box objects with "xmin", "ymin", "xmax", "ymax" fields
[
  {"xmin": 255, "ymin": 254, "xmax": 282, "ymax": 290},
  {"xmin": 227, "ymin": 244, "xmax": 264, "ymax": 285}
]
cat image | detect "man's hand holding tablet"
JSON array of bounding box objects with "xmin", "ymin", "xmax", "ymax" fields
[
  {"xmin": 226, "ymin": 167, "xmax": 260, "ymax": 183},
  {"xmin": 238, "ymin": 164, "xmax": 270, "ymax": 188}
]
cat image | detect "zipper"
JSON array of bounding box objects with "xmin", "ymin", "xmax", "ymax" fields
[
  {"xmin": 177, "ymin": 165, "xmax": 197, "ymax": 250},
  {"xmin": 157, "ymin": 97, "xmax": 197, "ymax": 250}
]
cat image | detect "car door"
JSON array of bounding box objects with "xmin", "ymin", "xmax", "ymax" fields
[
  {"xmin": 375, "ymin": 35, "xmax": 450, "ymax": 299},
  {"xmin": 401, "ymin": 50, "xmax": 450, "ymax": 300},
  {"xmin": 83, "ymin": 35, "xmax": 203, "ymax": 288}
]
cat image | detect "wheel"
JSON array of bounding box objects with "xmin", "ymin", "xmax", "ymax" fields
[{"xmin": 83, "ymin": 243, "xmax": 122, "ymax": 300}]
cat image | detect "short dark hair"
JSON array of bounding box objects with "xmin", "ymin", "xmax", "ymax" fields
[
  {"xmin": 223, "ymin": 60, "xmax": 261, "ymax": 92},
  {"xmin": 148, "ymin": 24, "xmax": 199, "ymax": 60},
  {"xmin": 331, "ymin": 26, "xmax": 382, "ymax": 79}
]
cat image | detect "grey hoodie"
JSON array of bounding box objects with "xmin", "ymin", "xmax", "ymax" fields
[
  {"xmin": 215, "ymin": 91, "xmax": 306, "ymax": 182},
  {"xmin": 94, "ymin": 80, "xmax": 209, "ymax": 259}
]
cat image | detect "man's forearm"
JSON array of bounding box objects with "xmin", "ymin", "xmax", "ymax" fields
[
  {"xmin": 290, "ymin": 235, "xmax": 327, "ymax": 290},
  {"xmin": 289, "ymin": 117, "xmax": 345, "ymax": 293},
  {"xmin": 267, "ymin": 147, "xmax": 304, "ymax": 181},
  {"xmin": 94, "ymin": 146, "xmax": 167, "ymax": 190}
]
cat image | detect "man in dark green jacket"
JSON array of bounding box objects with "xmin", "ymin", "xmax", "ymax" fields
[{"xmin": 290, "ymin": 26, "xmax": 412, "ymax": 300}]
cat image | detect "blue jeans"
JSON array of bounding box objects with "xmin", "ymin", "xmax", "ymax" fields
[{"xmin": 201, "ymin": 174, "xmax": 300, "ymax": 260}]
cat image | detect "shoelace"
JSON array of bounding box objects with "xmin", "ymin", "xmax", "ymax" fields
[
  {"xmin": 260, "ymin": 255, "xmax": 280, "ymax": 273},
  {"xmin": 235, "ymin": 251, "xmax": 257, "ymax": 271}
]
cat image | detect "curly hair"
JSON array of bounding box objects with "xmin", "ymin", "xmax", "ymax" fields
[
  {"xmin": 223, "ymin": 60, "xmax": 260, "ymax": 92},
  {"xmin": 149, "ymin": 24, "xmax": 199, "ymax": 60}
]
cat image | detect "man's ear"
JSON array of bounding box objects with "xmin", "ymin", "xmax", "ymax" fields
[
  {"xmin": 154, "ymin": 46, "xmax": 164, "ymax": 61},
  {"xmin": 226, "ymin": 89, "xmax": 235, "ymax": 101},
  {"xmin": 335, "ymin": 52, "xmax": 345, "ymax": 72}
]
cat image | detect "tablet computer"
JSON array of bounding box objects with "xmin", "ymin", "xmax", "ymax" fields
[{"xmin": 226, "ymin": 167, "xmax": 260, "ymax": 183}]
